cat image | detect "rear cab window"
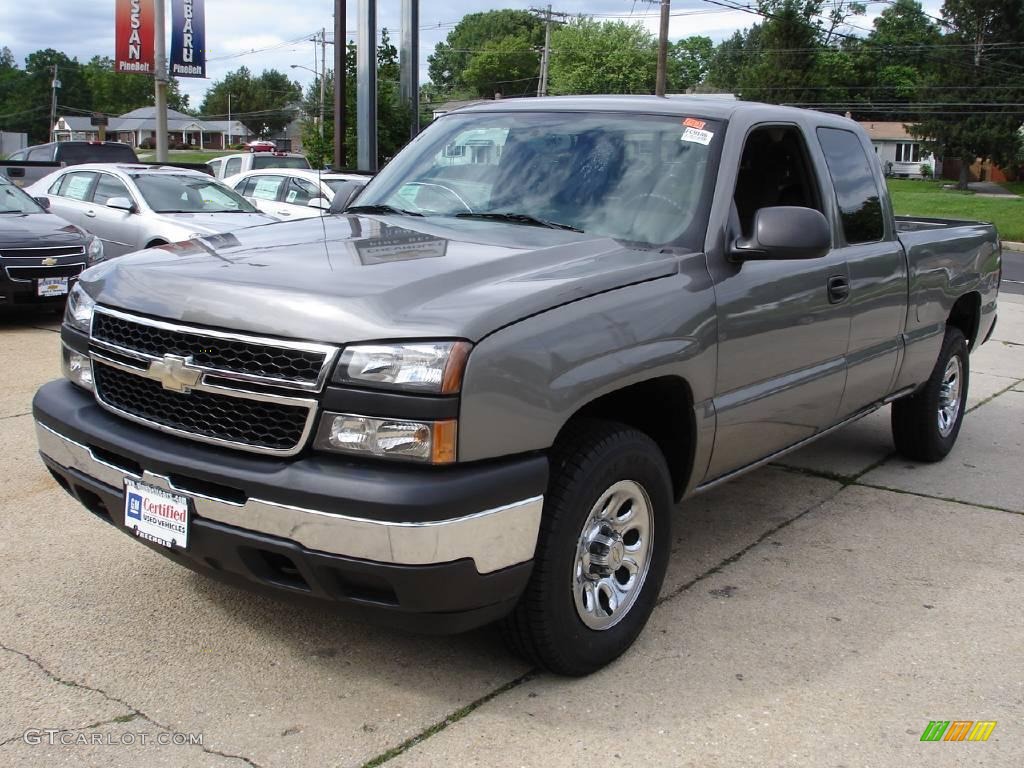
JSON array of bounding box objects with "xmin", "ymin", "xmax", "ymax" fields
[
  {"xmin": 252, "ymin": 156, "xmax": 311, "ymax": 171},
  {"xmin": 816, "ymin": 128, "xmax": 885, "ymax": 244},
  {"xmin": 56, "ymin": 143, "xmax": 137, "ymax": 164}
]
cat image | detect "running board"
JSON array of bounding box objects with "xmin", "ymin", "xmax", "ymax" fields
[{"xmin": 693, "ymin": 386, "xmax": 916, "ymax": 494}]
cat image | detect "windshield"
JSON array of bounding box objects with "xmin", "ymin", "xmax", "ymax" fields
[
  {"xmin": 252, "ymin": 156, "xmax": 311, "ymax": 170},
  {"xmin": 357, "ymin": 111, "xmax": 721, "ymax": 247},
  {"xmin": 133, "ymin": 174, "xmax": 259, "ymax": 214},
  {"xmin": 0, "ymin": 179, "xmax": 44, "ymax": 214}
]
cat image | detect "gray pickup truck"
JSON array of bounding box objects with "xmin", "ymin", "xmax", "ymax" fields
[{"xmin": 33, "ymin": 97, "xmax": 1001, "ymax": 675}]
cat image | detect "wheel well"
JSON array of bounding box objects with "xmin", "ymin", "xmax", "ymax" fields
[
  {"xmin": 564, "ymin": 376, "xmax": 695, "ymax": 502},
  {"xmin": 948, "ymin": 292, "xmax": 981, "ymax": 350}
]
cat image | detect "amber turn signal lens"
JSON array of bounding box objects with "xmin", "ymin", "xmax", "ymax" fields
[
  {"xmin": 440, "ymin": 342, "xmax": 472, "ymax": 395},
  {"xmin": 431, "ymin": 420, "xmax": 458, "ymax": 464}
]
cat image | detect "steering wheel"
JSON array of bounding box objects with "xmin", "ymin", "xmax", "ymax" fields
[{"xmin": 405, "ymin": 181, "xmax": 474, "ymax": 213}]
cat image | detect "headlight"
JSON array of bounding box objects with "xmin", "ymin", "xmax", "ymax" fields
[
  {"xmin": 86, "ymin": 235, "xmax": 104, "ymax": 263},
  {"xmin": 336, "ymin": 341, "xmax": 472, "ymax": 393},
  {"xmin": 64, "ymin": 283, "xmax": 96, "ymax": 334},
  {"xmin": 314, "ymin": 413, "xmax": 457, "ymax": 464},
  {"xmin": 61, "ymin": 346, "xmax": 94, "ymax": 392}
]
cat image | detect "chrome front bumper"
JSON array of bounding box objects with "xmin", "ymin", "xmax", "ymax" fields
[{"xmin": 37, "ymin": 422, "xmax": 544, "ymax": 574}]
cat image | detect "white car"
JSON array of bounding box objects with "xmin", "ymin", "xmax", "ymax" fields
[
  {"xmin": 224, "ymin": 168, "xmax": 368, "ymax": 220},
  {"xmin": 207, "ymin": 152, "xmax": 311, "ymax": 180},
  {"xmin": 27, "ymin": 164, "xmax": 278, "ymax": 257}
]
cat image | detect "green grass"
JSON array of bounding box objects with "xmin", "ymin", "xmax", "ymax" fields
[
  {"xmin": 887, "ymin": 179, "xmax": 1024, "ymax": 241},
  {"xmin": 1001, "ymin": 181, "xmax": 1024, "ymax": 197},
  {"xmin": 146, "ymin": 149, "xmax": 238, "ymax": 164}
]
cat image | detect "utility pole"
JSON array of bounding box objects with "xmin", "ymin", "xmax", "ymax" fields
[
  {"xmin": 49, "ymin": 65, "xmax": 59, "ymax": 143},
  {"xmin": 227, "ymin": 93, "xmax": 232, "ymax": 147},
  {"xmin": 334, "ymin": 0, "xmax": 346, "ymax": 168},
  {"xmin": 530, "ymin": 7, "xmax": 568, "ymax": 97},
  {"xmin": 655, "ymin": 0, "xmax": 671, "ymax": 97},
  {"xmin": 400, "ymin": 0, "xmax": 419, "ymax": 139},
  {"xmin": 356, "ymin": 0, "xmax": 377, "ymax": 172},
  {"xmin": 154, "ymin": 0, "xmax": 169, "ymax": 161},
  {"xmin": 320, "ymin": 28, "xmax": 327, "ymax": 139}
]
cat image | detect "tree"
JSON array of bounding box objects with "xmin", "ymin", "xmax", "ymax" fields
[
  {"xmin": 738, "ymin": 1, "xmax": 824, "ymax": 104},
  {"xmin": 427, "ymin": 10, "xmax": 543, "ymax": 96},
  {"xmin": 295, "ymin": 30, "xmax": 410, "ymax": 169},
  {"xmin": 668, "ymin": 36, "xmax": 714, "ymax": 93},
  {"xmin": 199, "ymin": 67, "xmax": 301, "ymax": 136},
  {"xmin": 461, "ymin": 35, "xmax": 540, "ymax": 97},
  {"xmin": 547, "ymin": 19, "xmax": 657, "ymax": 95},
  {"xmin": 82, "ymin": 56, "xmax": 189, "ymax": 116},
  {"xmin": 912, "ymin": 0, "xmax": 1024, "ymax": 188}
]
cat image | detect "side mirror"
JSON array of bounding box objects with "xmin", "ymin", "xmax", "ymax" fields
[
  {"xmin": 328, "ymin": 181, "xmax": 367, "ymax": 214},
  {"xmin": 106, "ymin": 197, "xmax": 135, "ymax": 213},
  {"xmin": 307, "ymin": 197, "xmax": 330, "ymax": 211},
  {"xmin": 730, "ymin": 206, "xmax": 831, "ymax": 262},
  {"xmin": 34, "ymin": 196, "xmax": 51, "ymax": 210}
]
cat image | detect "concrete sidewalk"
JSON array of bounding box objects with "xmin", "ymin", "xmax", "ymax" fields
[{"xmin": 0, "ymin": 298, "xmax": 1021, "ymax": 768}]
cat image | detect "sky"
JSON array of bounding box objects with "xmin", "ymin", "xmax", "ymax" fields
[{"xmin": 1, "ymin": 0, "xmax": 946, "ymax": 114}]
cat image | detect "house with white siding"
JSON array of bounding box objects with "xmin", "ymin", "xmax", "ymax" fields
[{"xmin": 858, "ymin": 121, "xmax": 939, "ymax": 179}]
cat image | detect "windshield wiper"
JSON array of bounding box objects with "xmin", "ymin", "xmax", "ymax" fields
[
  {"xmin": 453, "ymin": 212, "xmax": 582, "ymax": 233},
  {"xmin": 346, "ymin": 204, "xmax": 423, "ymax": 217}
]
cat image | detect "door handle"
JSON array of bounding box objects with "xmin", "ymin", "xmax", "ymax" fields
[
  {"xmin": 827, "ymin": 275, "xmax": 849, "ymax": 304},
  {"xmin": 84, "ymin": 210, "xmax": 97, "ymax": 218},
  {"xmin": 277, "ymin": 210, "xmax": 292, "ymax": 216}
]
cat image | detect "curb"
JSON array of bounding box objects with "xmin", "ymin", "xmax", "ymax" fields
[{"xmin": 1004, "ymin": 241, "xmax": 1024, "ymax": 253}]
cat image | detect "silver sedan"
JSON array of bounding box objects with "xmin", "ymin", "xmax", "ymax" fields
[{"xmin": 27, "ymin": 164, "xmax": 278, "ymax": 257}]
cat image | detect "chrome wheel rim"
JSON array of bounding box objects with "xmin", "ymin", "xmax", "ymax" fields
[
  {"xmin": 572, "ymin": 480, "xmax": 654, "ymax": 631},
  {"xmin": 937, "ymin": 355, "xmax": 963, "ymax": 438}
]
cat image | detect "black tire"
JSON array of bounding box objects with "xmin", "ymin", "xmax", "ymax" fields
[
  {"xmin": 500, "ymin": 419, "xmax": 673, "ymax": 676},
  {"xmin": 892, "ymin": 326, "xmax": 969, "ymax": 462}
]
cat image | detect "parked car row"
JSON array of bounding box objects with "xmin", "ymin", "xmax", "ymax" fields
[{"xmin": 2, "ymin": 142, "xmax": 369, "ymax": 310}]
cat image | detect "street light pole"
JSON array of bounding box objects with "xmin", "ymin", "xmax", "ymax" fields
[
  {"xmin": 227, "ymin": 93, "xmax": 232, "ymax": 148},
  {"xmin": 154, "ymin": 0, "xmax": 169, "ymax": 161},
  {"xmin": 49, "ymin": 65, "xmax": 59, "ymax": 143},
  {"xmin": 334, "ymin": 0, "xmax": 346, "ymax": 169}
]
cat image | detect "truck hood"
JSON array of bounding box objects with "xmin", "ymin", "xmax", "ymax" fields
[
  {"xmin": 0, "ymin": 212, "xmax": 89, "ymax": 249},
  {"xmin": 81, "ymin": 214, "xmax": 680, "ymax": 343},
  {"xmin": 151, "ymin": 210, "xmax": 278, "ymax": 234}
]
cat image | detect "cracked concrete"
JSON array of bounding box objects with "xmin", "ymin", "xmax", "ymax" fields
[{"xmin": 2, "ymin": 298, "xmax": 1023, "ymax": 768}]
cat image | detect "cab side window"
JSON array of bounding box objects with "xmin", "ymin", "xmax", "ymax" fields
[
  {"xmin": 27, "ymin": 145, "xmax": 53, "ymax": 162},
  {"xmin": 224, "ymin": 157, "xmax": 242, "ymax": 177},
  {"xmin": 816, "ymin": 128, "xmax": 885, "ymax": 244},
  {"xmin": 732, "ymin": 125, "xmax": 823, "ymax": 239}
]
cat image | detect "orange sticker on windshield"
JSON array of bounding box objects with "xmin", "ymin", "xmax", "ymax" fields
[{"xmin": 683, "ymin": 118, "xmax": 706, "ymax": 130}]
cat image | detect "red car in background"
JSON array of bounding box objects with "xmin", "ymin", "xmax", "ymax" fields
[{"xmin": 246, "ymin": 140, "xmax": 276, "ymax": 153}]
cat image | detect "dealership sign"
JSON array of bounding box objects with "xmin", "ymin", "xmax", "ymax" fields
[
  {"xmin": 115, "ymin": 0, "xmax": 155, "ymax": 74},
  {"xmin": 170, "ymin": 0, "xmax": 207, "ymax": 78}
]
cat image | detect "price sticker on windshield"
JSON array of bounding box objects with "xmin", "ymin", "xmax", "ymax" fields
[{"xmin": 681, "ymin": 126, "xmax": 714, "ymax": 146}]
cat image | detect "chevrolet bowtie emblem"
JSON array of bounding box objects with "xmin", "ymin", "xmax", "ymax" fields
[
  {"xmin": 146, "ymin": 354, "xmax": 202, "ymax": 393},
  {"xmin": 41, "ymin": 257, "xmax": 58, "ymax": 266}
]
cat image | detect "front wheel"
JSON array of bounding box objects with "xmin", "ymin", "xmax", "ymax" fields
[
  {"xmin": 891, "ymin": 326, "xmax": 969, "ymax": 462},
  {"xmin": 501, "ymin": 420, "xmax": 672, "ymax": 676}
]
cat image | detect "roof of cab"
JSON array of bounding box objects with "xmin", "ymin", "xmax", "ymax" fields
[{"xmin": 454, "ymin": 95, "xmax": 857, "ymax": 129}]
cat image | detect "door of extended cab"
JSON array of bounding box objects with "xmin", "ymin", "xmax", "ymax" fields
[
  {"xmin": 703, "ymin": 121, "xmax": 851, "ymax": 481},
  {"xmin": 815, "ymin": 127, "xmax": 907, "ymax": 416}
]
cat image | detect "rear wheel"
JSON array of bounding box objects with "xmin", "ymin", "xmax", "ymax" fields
[
  {"xmin": 892, "ymin": 326, "xmax": 969, "ymax": 462},
  {"xmin": 501, "ymin": 420, "xmax": 672, "ymax": 676}
]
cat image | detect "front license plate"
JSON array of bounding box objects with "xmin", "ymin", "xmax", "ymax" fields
[
  {"xmin": 124, "ymin": 479, "xmax": 190, "ymax": 549},
  {"xmin": 37, "ymin": 277, "xmax": 69, "ymax": 297}
]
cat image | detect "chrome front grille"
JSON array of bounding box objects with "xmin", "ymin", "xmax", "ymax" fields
[{"xmin": 88, "ymin": 307, "xmax": 337, "ymax": 456}]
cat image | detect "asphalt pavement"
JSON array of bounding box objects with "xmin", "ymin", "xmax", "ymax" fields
[
  {"xmin": 1, "ymin": 296, "xmax": 1022, "ymax": 768},
  {"xmin": 1003, "ymin": 247, "xmax": 1024, "ymax": 295}
]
